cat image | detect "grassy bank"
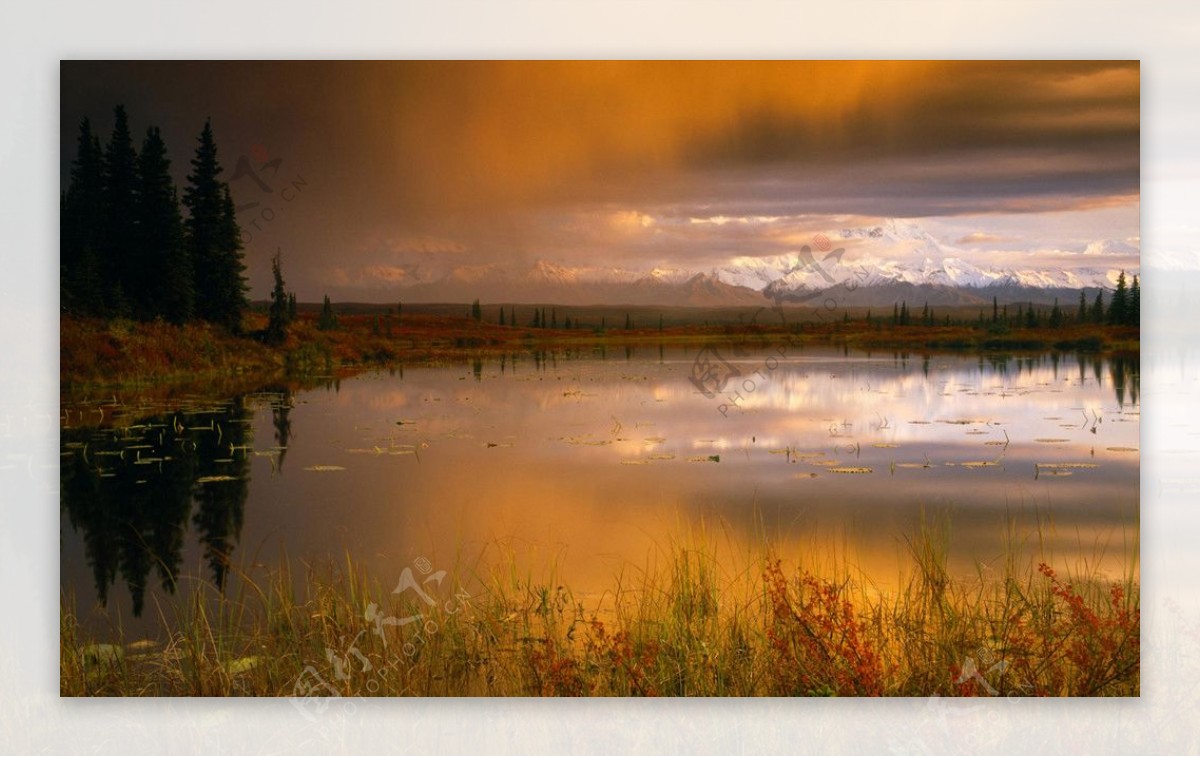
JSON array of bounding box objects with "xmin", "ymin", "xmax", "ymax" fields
[
  {"xmin": 61, "ymin": 313, "xmax": 1139, "ymax": 398},
  {"xmin": 62, "ymin": 523, "xmax": 1139, "ymax": 697}
]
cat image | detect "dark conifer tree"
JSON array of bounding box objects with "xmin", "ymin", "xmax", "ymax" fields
[
  {"xmin": 1108, "ymin": 271, "xmax": 1128, "ymax": 326},
  {"xmin": 217, "ymin": 185, "xmax": 248, "ymax": 331},
  {"xmin": 266, "ymin": 250, "xmax": 289, "ymax": 344},
  {"xmin": 1078, "ymin": 290, "xmax": 1087, "ymax": 323},
  {"xmin": 135, "ymin": 127, "xmax": 192, "ymax": 322},
  {"xmin": 317, "ymin": 295, "xmax": 338, "ymax": 330},
  {"xmin": 61, "ymin": 117, "xmax": 106, "ymax": 315},
  {"xmin": 101, "ymin": 105, "xmax": 139, "ymax": 317},
  {"xmin": 184, "ymin": 120, "xmax": 246, "ymax": 331},
  {"xmin": 1128, "ymin": 275, "xmax": 1140, "ymax": 326},
  {"xmin": 1091, "ymin": 290, "xmax": 1105, "ymax": 324}
]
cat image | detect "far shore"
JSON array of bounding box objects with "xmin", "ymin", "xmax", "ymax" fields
[{"xmin": 60, "ymin": 307, "xmax": 1140, "ymax": 401}]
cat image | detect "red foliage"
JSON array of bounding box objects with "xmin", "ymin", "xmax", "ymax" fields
[
  {"xmin": 763, "ymin": 560, "xmax": 884, "ymax": 696},
  {"xmin": 1034, "ymin": 563, "xmax": 1139, "ymax": 695},
  {"xmin": 526, "ymin": 640, "xmax": 586, "ymax": 697},
  {"xmin": 585, "ymin": 617, "xmax": 661, "ymax": 696}
]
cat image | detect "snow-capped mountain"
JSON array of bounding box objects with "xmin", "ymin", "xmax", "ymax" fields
[{"xmin": 363, "ymin": 219, "xmax": 1138, "ymax": 306}]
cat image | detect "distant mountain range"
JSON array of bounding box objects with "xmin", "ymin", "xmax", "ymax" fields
[{"xmin": 376, "ymin": 219, "xmax": 1139, "ymax": 307}]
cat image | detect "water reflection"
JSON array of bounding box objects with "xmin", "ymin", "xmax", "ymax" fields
[
  {"xmin": 60, "ymin": 348, "xmax": 1139, "ymax": 633},
  {"xmin": 60, "ymin": 396, "xmax": 262, "ymax": 615}
]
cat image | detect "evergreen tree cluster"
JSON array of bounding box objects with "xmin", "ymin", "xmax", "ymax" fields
[
  {"xmin": 61, "ymin": 106, "xmax": 247, "ymax": 330},
  {"xmin": 1106, "ymin": 271, "xmax": 1141, "ymax": 327}
]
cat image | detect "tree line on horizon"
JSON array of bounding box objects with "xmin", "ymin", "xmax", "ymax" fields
[
  {"xmin": 61, "ymin": 105, "xmax": 247, "ymax": 331},
  {"xmin": 876, "ymin": 273, "xmax": 1139, "ymax": 331}
]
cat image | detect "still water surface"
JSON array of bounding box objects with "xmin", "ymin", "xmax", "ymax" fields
[{"xmin": 61, "ymin": 346, "xmax": 1140, "ymax": 638}]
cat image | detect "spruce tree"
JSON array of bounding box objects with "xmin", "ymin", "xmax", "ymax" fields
[
  {"xmin": 135, "ymin": 126, "xmax": 192, "ymax": 322},
  {"xmin": 217, "ymin": 185, "xmax": 248, "ymax": 331},
  {"xmin": 317, "ymin": 295, "xmax": 338, "ymax": 330},
  {"xmin": 1108, "ymin": 271, "xmax": 1128, "ymax": 326},
  {"xmin": 102, "ymin": 105, "xmax": 139, "ymax": 317},
  {"xmin": 471, "ymin": 299, "xmax": 482, "ymax": 321},
  {"xmin": 266, "ymin": 250, "xmax": 289, "ymax": 344},
  {"xmin": 1078, "ymin": 290, "xmax": 1087, "ymax": 322},
  {"xmin": 184, "ymin": 119, "xmax": 245, "ymax": 332},
  {"xmin": 61, "ymin": 117, "xmax": 106, "ymax": 315},
  {"xmin": 1091, "ymin": 290, "xmax": 1105, "ymax": 324},
  {"xmin": 499, "ymin": 308, "xmax": 506, "ymax": 326},
  {"xmin": 1128, "ymin": 275, "xmax": 1140, "ymax": 326}
]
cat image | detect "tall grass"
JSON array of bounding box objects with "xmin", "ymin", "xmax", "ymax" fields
[{"xmin": 61, "ymin": 520, "xmax": 1138, "ymax": 697}]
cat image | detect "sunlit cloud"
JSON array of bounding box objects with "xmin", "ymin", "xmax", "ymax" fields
[{"xmin": 61, "ymin": 60, "xmax": 1140, "ymax": 299}]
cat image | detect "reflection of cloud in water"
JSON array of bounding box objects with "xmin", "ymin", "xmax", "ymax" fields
[
  {"xmin": 277, "ymin": 347, "xmax": 1137, "ymax": 590},
  {"xmin": 60, "ymin": 347, "xmax": 1138, "ymax": 637}
]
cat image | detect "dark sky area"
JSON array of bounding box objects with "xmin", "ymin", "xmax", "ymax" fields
[{"xmin": 60, "ymin": 61, "xmax": 1140, "ymax": 300}]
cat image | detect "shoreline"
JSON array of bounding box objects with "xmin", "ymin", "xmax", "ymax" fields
[{"xmin": 60, "ymin": 313, "xmax": 1140, "ymax": 402}]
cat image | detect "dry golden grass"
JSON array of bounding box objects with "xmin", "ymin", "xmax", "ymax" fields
[{"xmin": 62, "ymin": 519, "xmax": 1138, "ymax": 697}]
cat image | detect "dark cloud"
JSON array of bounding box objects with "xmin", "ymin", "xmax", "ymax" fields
[{"xmin": 60, "ymin": 61, "xmax": 1139, "ymax": 298}]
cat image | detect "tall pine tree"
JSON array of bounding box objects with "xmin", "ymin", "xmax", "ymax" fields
[
  {"xmin": 1091, "ymin": 290, "xmax": 1105, "ymax": 324},
  {"xmin": 101, "ymin": 105, "xmax": 139, "ymax": 317},
  {"xmin": 1108, "ymin": 271, "xmax": 1128, "ymax": 326},
  {"xmin": 135, "ymin": 126, "xmax": 192, "ymax": 322},
  {"xmin": 61, "ymin": 117, "xmax": 106, "ymax": 315},
  {"xmin": 217, "ymin": 185, "xmax": 248, "ymax": 331},
  {"xmin": 1128, "ymin": 275, "xmax": 1140, "ymax": 326},
  {"xmin": 266, "ymin": 250, "xmax": 289, "ymax": 344},
  {"xmin": 184, "ymin": 120, "xmax": 246, "ymax": 332}
]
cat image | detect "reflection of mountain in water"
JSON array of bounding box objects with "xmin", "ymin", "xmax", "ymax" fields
[{"xmin": 60, "ymin": 391, "xmax": 291, "ymax": 616}]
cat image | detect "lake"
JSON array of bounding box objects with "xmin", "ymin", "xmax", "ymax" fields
[{"xmin": 60, "ymin": 345, "xmax": 1140, "ymax": 639}]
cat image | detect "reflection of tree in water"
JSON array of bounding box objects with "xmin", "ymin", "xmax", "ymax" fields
[
  {"xmin": 268, "ymin": 387, "xmax": 293, "ymax": 472},
  {"xmin": 1109, "ymin": 353, "xmax": 1140, "ymax": 408},
  {"xmin": 60, "ymin": 396, "xmax": 252, "ymax": 616},
  {"xmin": 191, "ymin": 398, "xmax": 250, "ymax": 591}
]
